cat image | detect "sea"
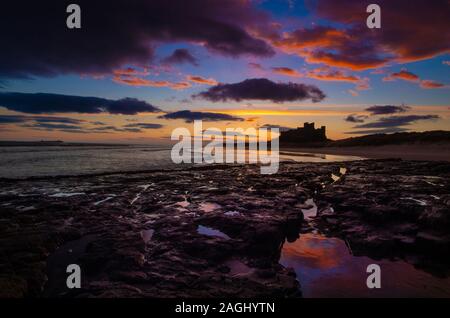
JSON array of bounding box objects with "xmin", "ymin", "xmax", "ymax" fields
[{"xmin": 0, "ymin": 144, "xmax": 363, "ymax": 179}]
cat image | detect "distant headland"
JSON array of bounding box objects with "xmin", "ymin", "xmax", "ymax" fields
[
  {"xmin": 278, "ymin": 123, "xmax": 450, "ymax": 148},
  {"xmin": 0, "ymin": 140, "xmax": 128, "ymax": 147}
]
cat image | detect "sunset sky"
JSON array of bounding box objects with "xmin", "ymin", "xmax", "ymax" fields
[{"xmin": 0, "ymin": 0, "xmax": 449, "ymax": 143}]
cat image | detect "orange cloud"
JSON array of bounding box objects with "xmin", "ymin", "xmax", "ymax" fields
[
  {"xmin": 382, "ymin": 68, "xmax": 446, "ymax": 90},
  {"xmin": 113, "ymin": 67, "xmax": 150, "ymax": 76},
  {"xmin": 302, "ymin": 50, "xmax": 388, "ymax": 71},
  {"xmin": 420, "ymin": 80, "xmax": 446, "ymax": 89},
  {"xmin": 209, "ymin": 109, "xmax": 349, "ymax": 117},
  {"xmin": 271, "ymin": 67, "xmax": 301, "ymax": 77},
  {"xmin": 186, "ymin": 75, "xmax": 218, "ymax": 86},
  {"xmin": 304, "ymin": 0, "xmax": 449, "ymax": 68},
  {"xmin": 305, "ymin": 67, "xmax": 370, "ymax": 91},
  {"xmin": 262, "ymin": 1, "xmax": 449, "ymax": 71},
  {"xmin": 113, "ymin": 75, "xmax": 191, "ymax": 90},
  {"xmin": 273, "ymin": 27, "xmax": 348, "ymax": 51},
  {"xmin": 383, "ymin": 69, "xmax": 419, "ymax": 82},
  {"xmin": 270, "ymin": 26, "xmax": 389, "ymax": 71},
  {"xmin": 246, "ymin": 116, "xmax": 260, "ymax": 122},
  {"xmin": 348, "ymin": 89, "xmax": 359, "ymax": 97},
  {"xmin": 306, "ymin": 67, "xmax": 358, "ymax": 83}
]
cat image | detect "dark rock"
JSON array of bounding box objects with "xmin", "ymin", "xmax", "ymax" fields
[{"xmin": 1, "ymin": 159, "xmax": 449, "ymax": 297}]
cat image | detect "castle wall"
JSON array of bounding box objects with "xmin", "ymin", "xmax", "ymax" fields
[{"xmin": 279, "ymin": 122, "xmax": 327, "ymax": 144}]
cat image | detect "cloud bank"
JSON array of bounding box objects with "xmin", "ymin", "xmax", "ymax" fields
[
  {"xmin": 365, "ymin": 105, "xmax": 411, "ymax": 115},
  {"xmin": 0, "ymin": 92, "xmax": 160, "ymax": 115},
  {"xmin": 0, "ymin": 0, "xmax": 274, "ymax": 79},
  {"xmin": 270, "ymin": 0, "xmax": 450, "ymax": 70},
  {"xmin": 159, "ymin": 110, "xmax": 244, "ymax": 123}
]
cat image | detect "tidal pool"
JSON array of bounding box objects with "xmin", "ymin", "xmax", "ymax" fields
[
  {"xmin": 197, "ymin": 225, "xmax": 230, "ymax": 240},
  {"xmin": 280, "ymin": 233, "xmax": 450, "ymax": 297}
]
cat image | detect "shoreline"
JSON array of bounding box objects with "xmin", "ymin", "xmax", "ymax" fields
[
  {"xmin": 282, "ymin": 143, "xmax": 450, "ymax": 161},
  {"xmin": 1, "ymin": 159, "xmax": 449, "ymax": 297}
]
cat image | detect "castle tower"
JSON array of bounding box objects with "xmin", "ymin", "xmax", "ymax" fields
[
  {"xmin": 320, "ymin": 126, "xmax": 326, "ymax": 138},
  {"xmin": 304, "ymin": 122, "xmax": 315, "ymax": 130},
  {"xmin": 279, "ymin": 122, "xmax": 328, "ymax": 144}
]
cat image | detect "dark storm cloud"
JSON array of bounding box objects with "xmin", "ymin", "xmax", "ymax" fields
[
  {"xmin": 0, "ymin": 1, "xmax": 274, "ymax": 79},
  {"xmin": 124, "ymin": 123, "xmax": 164, "ymax": 129},
  {"xmin": 26, "ymin": 123, "xmax": 84, "ymax": 131},
  {"xmin": 159, "ymin": 110, "xmax": 244, "ymax": 123},
  {"xmin": 365, "ymin": 105, "xmax": 411, "ymax": 115},
  {"xmin": 123, "ymin": 128, "xmax": 143, "ymax": 133},
  {"xmin": 0, "ymin": 113, "xmax": 158, "ymax": 134},
  {"xmin": 0, "ymin": 115, "xmax": 28, "ymax": 124},
  {"xmin": 24, "ymin": 123, "xmax": 148, "ymax": 134},
  {"xmin": 0, "ymin": 92, "xmax": 160, "ymax": 115},
  {"xmin": 354, "ymin": 115, "xmax": 440, "ymax": 129},
  {"xmin": 193, "ymin": 78, "xmax": 326, "ymax": 103},
  {"xmin": 0, "ymin": 114, "xmax": 84, "ymax": 125},
  {"xmin": 106, "ymin": 98, "xmax": 160, "ymax": 115},
  {"xmin": 90, "ymin": 126, "xmax": 144, "ymax": 133},
  {"xmin": 273, "ymin": 1, "xmax": 450, "ymax": 70},
  {"xmin": 162, "ymin": 49, "xmax": 198, "ymax": 66},
  {"xmin": 58, "ymin": 129, "xmax": 91, "ymax": 134},
  {"xmin": 344, "ymin": 114, "xmax": 368, "ymax": 123},
  {"xmin": 32, "ymin": 117, "xmax": 85, "ymax": 124},
  {"xmin": 90, "ymin": 126, "xmax": 124, "ymax": 132}
]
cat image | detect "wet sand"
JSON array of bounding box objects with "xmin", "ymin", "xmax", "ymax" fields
[{"xmin": 282, "ymin": 143, "xmax": 450, "ymax": 161}]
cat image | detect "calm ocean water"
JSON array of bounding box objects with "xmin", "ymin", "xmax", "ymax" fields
[{"xmin": 0, "ymin": 145, "xmax": 363, "ymax": 178}]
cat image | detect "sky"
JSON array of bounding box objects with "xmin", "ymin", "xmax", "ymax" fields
[{"xmin": 0, "ymin": 0, "xmax": 449, "ymax": 143}]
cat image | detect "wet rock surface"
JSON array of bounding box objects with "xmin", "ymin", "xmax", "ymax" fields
[
  {"xmin": 313, "ymin": 159, "xmax": 450, "ymax": 277},
  {"xmin": 0, "ymin": 159, "xmax": 449, "ymax": 297}
]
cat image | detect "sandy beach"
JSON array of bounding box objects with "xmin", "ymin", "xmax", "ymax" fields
[{"xmin": 282, "ymin": 143, "xmax": 450, "ymax": 161}]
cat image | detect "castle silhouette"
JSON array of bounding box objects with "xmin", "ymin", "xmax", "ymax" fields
[{"xmin": 279, "ymin": 122, "xmax": 328, "ymax": 144}]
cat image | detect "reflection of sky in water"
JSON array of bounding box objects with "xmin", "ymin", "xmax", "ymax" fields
[
  {"xmin": 0, "ymin": 145, "xmax": 175, "ymax": 178},
  {"xmin": 197, "ymin": 225, "xmax": 230, "ymax": 240},
  {"xmin": 301, "ymin": 198, "xmax": 317, "ymax": 220},
  {"xmin": 224, "ymin": 259, "xmax": 253, "ymax": 277},
  {"xmin": 199, "ymin": 202, "xmax": 221, "ymax": 213},
  {"xmin": 279, "ymin": 151, "xmax": 363, "ymax": 163},
  {"xmin": 280, "ymin": 233, "xmax": 450, "ymax": 298},
  {"xmin": 196, "ymin": 149, "xmax": 363, "ymax": 163},
  {"xmin": 0, "ymin": 145, "xmax": 362, "ymax": 178}
]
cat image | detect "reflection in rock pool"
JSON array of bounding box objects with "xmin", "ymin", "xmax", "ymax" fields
[
  {"xmin": 301, "ymin": 198, "xmax": 317, "ymax": 220},
  {"xmin": 280, "ymin": 233, "xmax": 450, "ymax": 297},
  {"xmin": 224, "ymin": 259, "xmax": 253, "ymax": 277},
  {"xmin": 199, "ymin": 202, "xmax": 222, "ymax": 213},
  {"xmin": 140, "ymin": 229, "xmax": 154, "ymax": 244},
  {"xmin": 197, "ymin": 225, "xmax": 230, "ymax": 240}
]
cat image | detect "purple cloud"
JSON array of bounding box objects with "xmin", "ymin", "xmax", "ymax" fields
[
  {"xmin": 345, "ymin": 114, "xmax": 368, "ymax": 123},
  {"xmin": 162, "ymin": 49, "xmax": 198, "ymax": 66},
  {"xmin": 0, "ymin": 92, "xmax": 160, "ymax": 115},
  {"xmin": 365, "ymin": 105, "xmax": 411, "ymax": 115},
  {"xmin": 193, "ymin": 78, "xmax": 325, "ymax": 103},
  {"xmin": 354, "ymin": 115, "xmax": 440, "ymax": 129},
  {"xmin": 0, "ymin": 1, "xmax": 274, "ymax": 79},
  {"xmin": 159, "ymin": 110, "xmax": 244, "ymax": 123}
]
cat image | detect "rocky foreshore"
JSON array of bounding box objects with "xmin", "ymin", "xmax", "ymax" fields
[{"xmin": 1, "ymin": 159, "xmax": 449, "ymax": 297}]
